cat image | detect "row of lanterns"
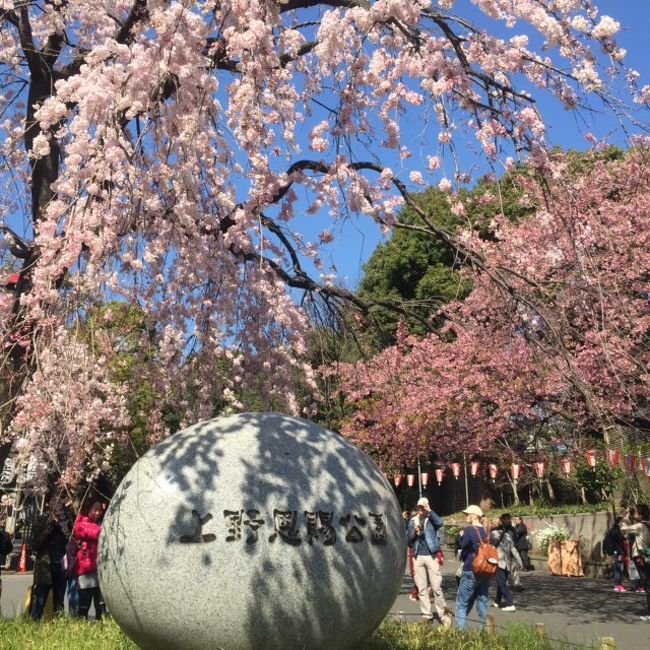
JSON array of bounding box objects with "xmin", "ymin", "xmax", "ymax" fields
[{"xmin": 391, "ymin": 450, "xmax": 650, "ymax": 488}]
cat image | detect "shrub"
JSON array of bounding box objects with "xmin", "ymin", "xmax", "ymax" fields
[{"xmin": 532, "ymin": 523, "xmax": 571, "ymax": 555}]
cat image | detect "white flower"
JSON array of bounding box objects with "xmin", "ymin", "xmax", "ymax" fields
[{"xmin": 592, "ymin": 16, "xmax": 620, "ymax": 40}]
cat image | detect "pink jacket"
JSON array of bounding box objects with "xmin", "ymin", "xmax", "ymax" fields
[{"xmin": 73, "ymin": 515, "xmax": 101, "ymax": 577}]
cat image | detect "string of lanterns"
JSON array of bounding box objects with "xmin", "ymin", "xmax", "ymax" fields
[{"xmin": 390, "ymin": 450, "xmax": 650, "ymax": 488}]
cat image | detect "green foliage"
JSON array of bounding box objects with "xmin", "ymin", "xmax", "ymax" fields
[
  {"xmin": 357, "ymin": 187, "xmax": 473, "ymax": 348},
  {"xmin": 445, "ymin": 502, "xmax": 612, "ymax": 523},
  {"xmin": 572, "ymin": 459, "xmax": 623, "ymax": 502},
  {"xmin": 0, "ymin": 618, "xmax": 594, "ymax": 650}
]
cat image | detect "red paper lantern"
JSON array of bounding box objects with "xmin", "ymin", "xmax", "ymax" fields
[
  {"xmin": 640, "ymin": 456, "xmax": 650, "ymax": 479},
  {"xmin": 470, "ymin": 461, "xmax": 480, "ymax": 477},
  {"xmin": 421, "ymin": 471, "xmax": 430, "ymax": 489},
  {"xmin": 624, "ymin": 454, "xmax": 637, "ymax": 476},
  {"xmin": 393, "ymin": 474, "xmax": 403, "ymax": 488},
  {"xmin": 406, "ymin": 473, "xmax": 416, "ymax": 487},
  {"xmin": 606, "ymin": 449, "xmax": 620, "ymax": 469},
  {"xmin": 586, "ymin": 450, "xmax": 597, "ymax": 470},
  {"xmin": 434, "ymin": 468, "xmax": 445, "ymax": 486},
  {"xmin": 534, "ymin": 462, "xmax": 545, "ymax": 479},
  {"xmin": 488, "ymin": 463, "xmax": 498, "ymax": 482},
  {"xmin": 510, "ymin": 463, "xmax": 521, "ymax": 481},
  {"xmin": 561, "ymin": 459, "xmax": 574, "ymax": 476},
  {"xmin": 451, "ymin": 463, "xmax": 462, "ymax": 479}
]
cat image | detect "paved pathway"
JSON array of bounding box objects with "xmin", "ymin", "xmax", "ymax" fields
[
  {"xmin": 2, "ymin": 562, "xmax": 648, "ymax": 648},
  {"xmin": 391, "ymin": 558, "xmax": 648, "ymax": 649}
]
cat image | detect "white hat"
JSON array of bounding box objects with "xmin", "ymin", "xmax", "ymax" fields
[
  {"xmin": 462, "ymin": 505, "xmax": 483, "ymax": 517},
  {"xmin": 416, "ymin": 497, "xmax": 430, "ymax": 507}
]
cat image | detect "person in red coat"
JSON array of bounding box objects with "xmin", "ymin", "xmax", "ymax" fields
[{"xmin": 74, "ymin": 501, "xmax": 104, "ymax": 619}]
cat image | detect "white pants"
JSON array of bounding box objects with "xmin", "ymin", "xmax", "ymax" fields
[{"xmin": 414, "ymin": 554, "xmax": 446, "ymax": 618}]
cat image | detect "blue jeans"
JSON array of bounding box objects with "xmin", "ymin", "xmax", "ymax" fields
[
  {"xmin": 613, "ymin": 555, "xmax": 624, "ymax": 586},
  {"xmin": 67, "ymin": 577, "xmax": 79, "ymax": 617},
  {"xmin": 455, "ymin": 570, "xmax": 490, "ymax": 630}
]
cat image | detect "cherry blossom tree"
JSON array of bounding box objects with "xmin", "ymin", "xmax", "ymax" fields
[
  {"xmin": 0, "ymin": 0, "xmax": 646, "ymax": 491},
  {"xmin": 338, "ymin": 147, "xmax": 650, "ymax": 468}
]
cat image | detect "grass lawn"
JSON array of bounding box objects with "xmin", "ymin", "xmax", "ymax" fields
[{"xmin": 0, "ymin": 617, "xmax": 596, "ymax": 649}]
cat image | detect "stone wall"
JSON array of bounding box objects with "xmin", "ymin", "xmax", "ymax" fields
[{"xmin": 522, "ymin": 511, "xmax": 615, "ymax": 577}]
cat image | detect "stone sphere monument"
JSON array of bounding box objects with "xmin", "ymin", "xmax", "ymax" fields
[{"xmin": 99, "ymin": 413, "xmax": 405, "ymax": 650}]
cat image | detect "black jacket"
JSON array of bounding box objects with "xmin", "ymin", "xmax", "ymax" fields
[{"xmin": 513, "ymin": 522, "xmax": 529, "ymax": 551}]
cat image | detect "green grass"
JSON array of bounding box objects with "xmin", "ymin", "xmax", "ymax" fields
[
  {"xmin": 0, "ymin": 618, "xmax": 597, "ymax": 650},
  {"xmin": 361, "ymin": 621, "xmax": 596, "ymax": 649},
  {"xmin": 0, "ymin": 618, "xmax": 136, "ymax": 650}
]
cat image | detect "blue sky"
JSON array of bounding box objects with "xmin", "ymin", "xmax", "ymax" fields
[{"xmin": 314, "ymin": 0, "xmax": 650, "ymax": 291}]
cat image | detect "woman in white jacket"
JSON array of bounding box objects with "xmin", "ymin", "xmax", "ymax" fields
[{"xmin": 619, "ymin": 504, "xmax": 650, "ymax": 621}]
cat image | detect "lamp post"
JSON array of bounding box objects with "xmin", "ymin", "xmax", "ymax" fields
[
  {"xmin": 463, "ymin": 454, "xmax": 469, "ymax": 509},
  {"xmin": 417, "ymin": 458, "xmax": 423, "ymax": 499}
]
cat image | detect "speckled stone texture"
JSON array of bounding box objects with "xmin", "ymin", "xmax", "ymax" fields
[{"xmin": 99, "ymin": 413, "xmax": 405, "ymax": 650}]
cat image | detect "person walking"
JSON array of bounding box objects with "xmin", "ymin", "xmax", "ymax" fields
[
  {"xmin": 513, "ymin": 515, "xmax": 534, "ymax": 571},
  {"xmin": 406, "ymin": 497, "xmax": 450, "ymax": 626},
  {"xmin": 455, "ymin": 504, "xmax": 492, "ymax": 631},
  {"xmin": 491, "ymin": 513, "xmax": 523, "ymax": 611},
  {"xmin": 619, "ymin": 504, "xmax": 650, "ymax": 621},
  {"xmin": 73, "ymin": 500, "xmax": 105, "ymax": 620}
]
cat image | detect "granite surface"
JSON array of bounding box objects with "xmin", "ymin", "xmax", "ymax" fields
[{"xmin": 98, "ymin": 412, "xmax": 406, "ymax": 650}]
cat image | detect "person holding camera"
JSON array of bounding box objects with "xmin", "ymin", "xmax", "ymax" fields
[{"xmin": 406, "ymin": 497, "xmax": 451, "ymax": 626}]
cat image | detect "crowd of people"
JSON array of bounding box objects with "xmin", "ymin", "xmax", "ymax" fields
[
  {"xmin": 404, "ymin": 499, "xmax": 650, "ymax": 628},
  {"xmin": 0, "ymin": 495, "xmax": 106, "ymax": 620}
]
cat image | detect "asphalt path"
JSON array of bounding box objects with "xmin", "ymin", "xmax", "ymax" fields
[
  {"xmin": 1, "ymin": 561, "xmax": 648, "ymax": 649},
  {"xmin": 391, "ymin": 558, "xmax": 649, "ymax": 649}
]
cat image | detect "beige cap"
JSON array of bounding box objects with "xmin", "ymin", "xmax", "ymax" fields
[
  {"xmin": 416, "ymin": 497, "xmax": 430, "ymax": 507},
  {"xmin": 462, "ymin": 505, "xmax": 483, "ymax": 517}
]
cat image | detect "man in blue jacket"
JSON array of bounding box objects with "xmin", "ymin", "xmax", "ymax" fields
[{"xmin": 406, "ymin": 497, "xmax": 450, "ymax": 626}]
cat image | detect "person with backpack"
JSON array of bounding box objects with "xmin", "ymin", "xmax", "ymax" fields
[
  {"xmin": 455, "ymin": 504, "xmax": 497, "ymax": 630},
  {"xmin": 619, "ymin": 504, "xmax": 650, "ymax": 621},
  {"xmin": 603, "ymin": 517, "xmax": 627, "ymax": 592},
  {"xmin": 490, "ymin": 513, "xmax": 523, "ymax": 611},
  {"xmin": 406, "ymin": 497, "xmax": 451, "ymax": 626}
]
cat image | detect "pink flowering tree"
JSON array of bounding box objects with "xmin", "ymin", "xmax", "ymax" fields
[
  {"xmin": 0, "ymin": 1, "xmax": 646, "ymax": 491},
  {"xmin": 339, "ymin": 148, "xmax": 650, "ymax": 469}
]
